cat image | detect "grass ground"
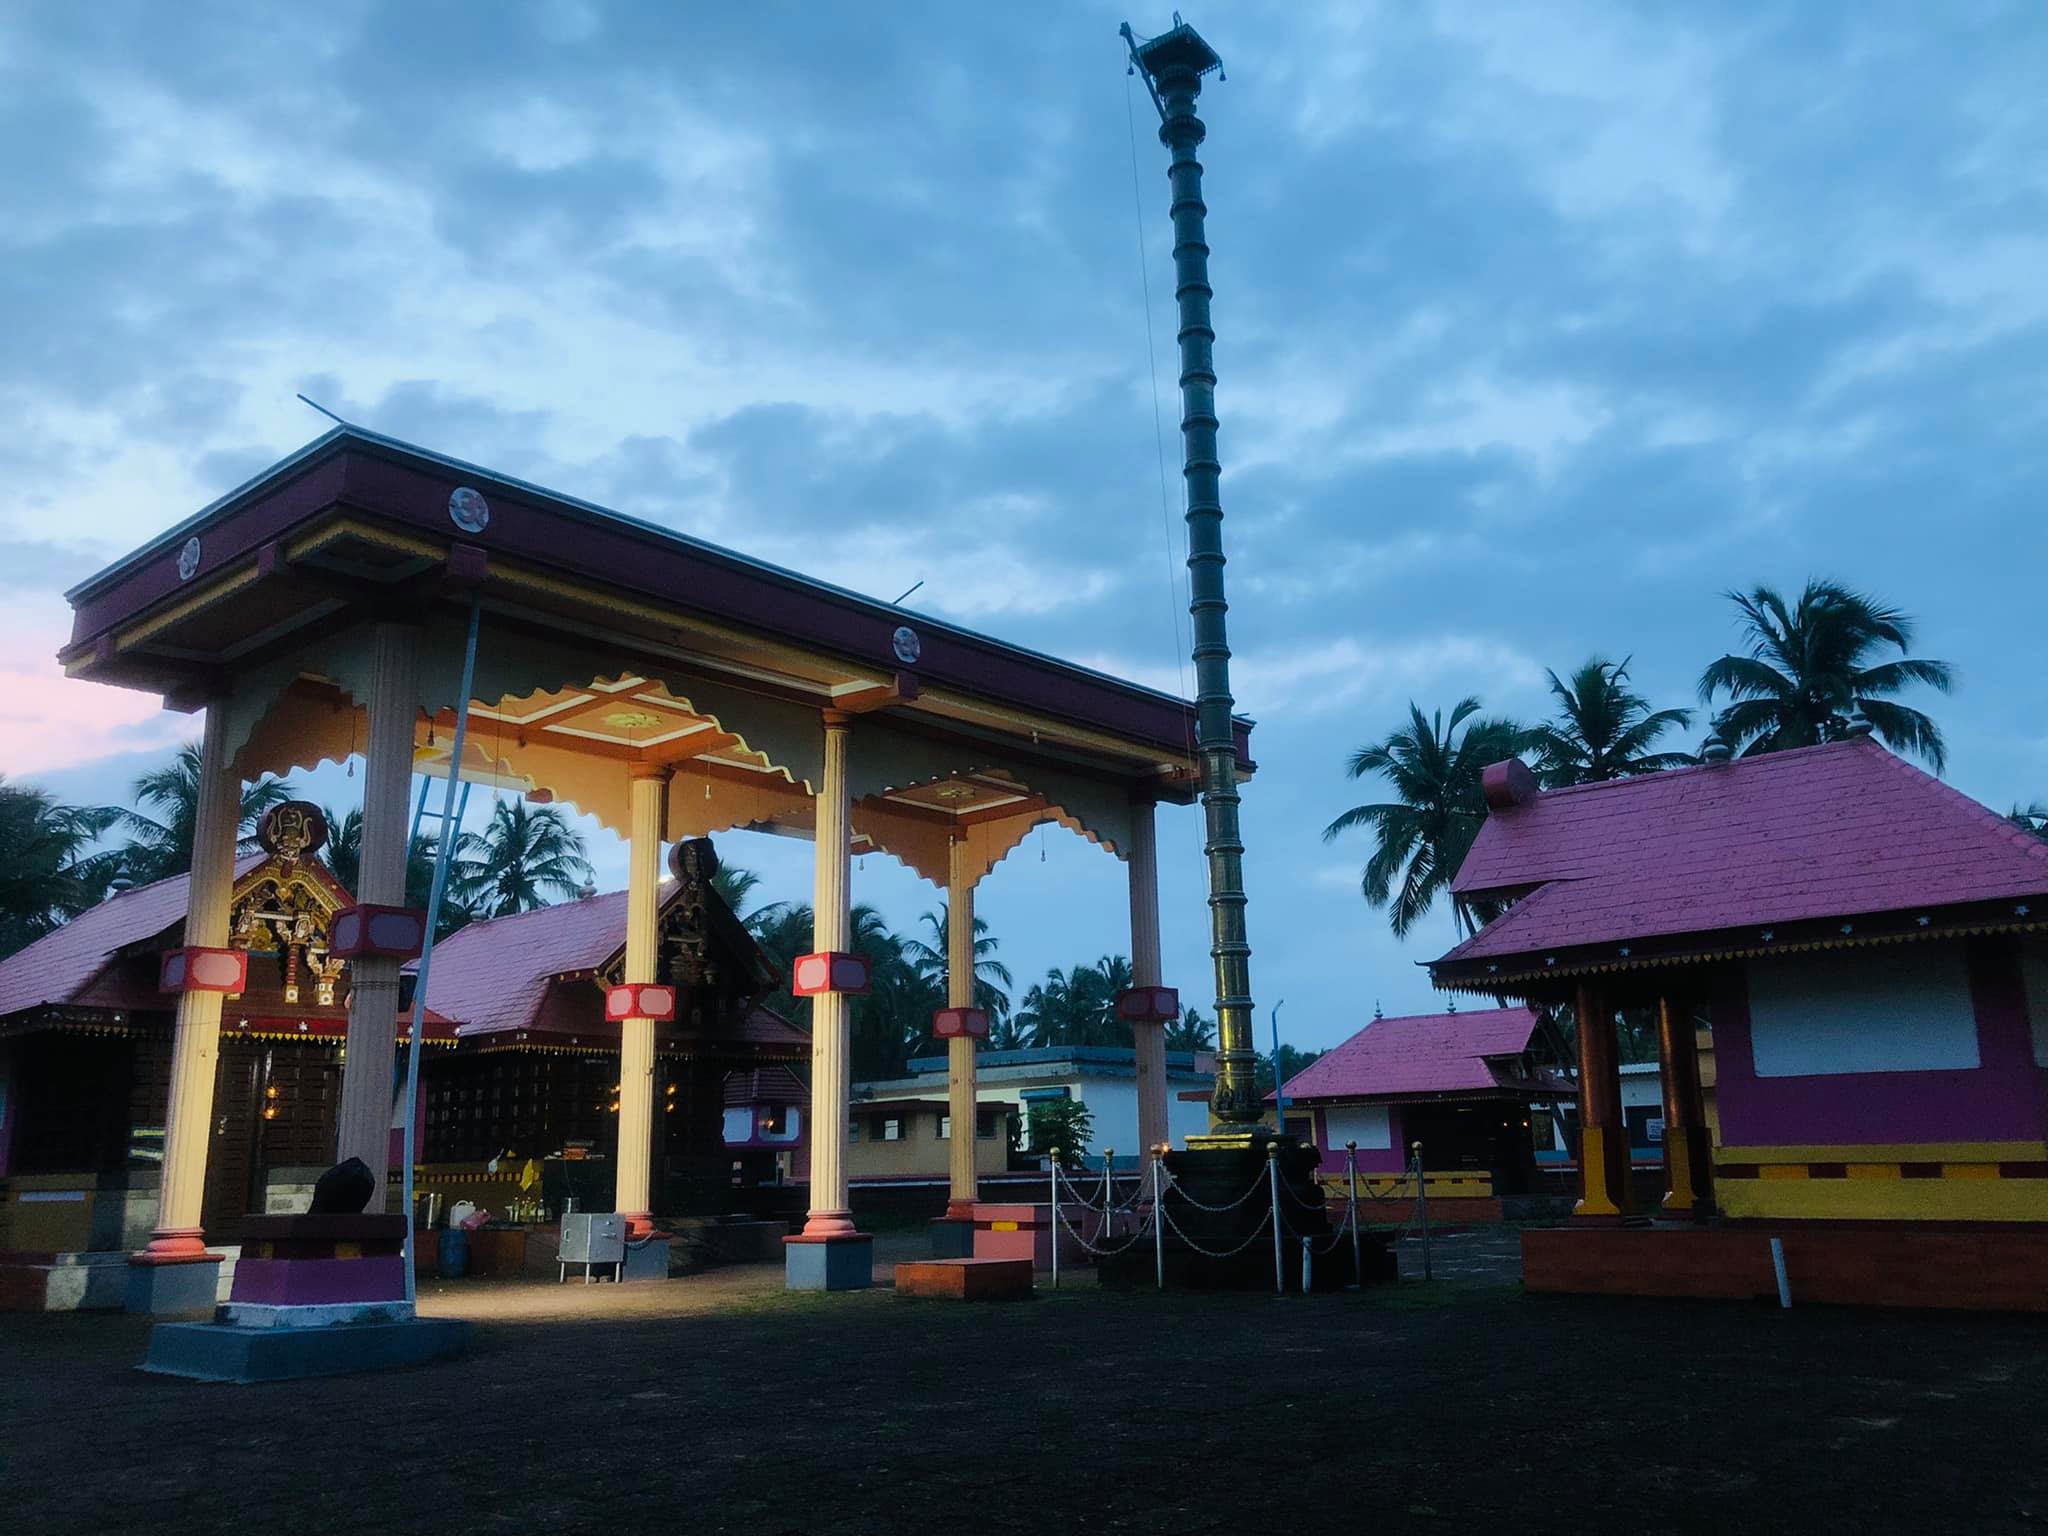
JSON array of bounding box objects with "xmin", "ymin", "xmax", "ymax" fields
[{"xmin": 2, "ymin": 1232, "xmax": 2042, "ymax": 1535}]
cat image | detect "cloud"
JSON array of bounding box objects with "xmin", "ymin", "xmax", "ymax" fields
[
  {"xmin": 2, "ymin": 2, "xmax": 2044, "ymax": 1047},
  {"xmin": 0, "ymin": 596, "xmax": 197, "ymax": 779},
  {"xmin": 1078, "ymin": 633, "xmax": 1545, "ymax": 721}
]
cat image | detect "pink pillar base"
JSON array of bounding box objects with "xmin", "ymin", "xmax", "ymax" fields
[
  {"xmin": 802, "ymin": 1209, "xmax": 857, "ymax": 1238},
  {"xmin": 136, "ymin": 1229, "xmax": 216, "ymax": 1264}
]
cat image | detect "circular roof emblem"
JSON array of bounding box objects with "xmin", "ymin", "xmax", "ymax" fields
[
  {"xmin": 892, "ymin": 625, "xmax": 922, "ymax": 666},
  {"xmin": 176, "ymin": 536, "xmax": 202, "ymax": 582},
  {"xmin": 449, "ymin": 486, "xmax": 491, "ymax": 534}
]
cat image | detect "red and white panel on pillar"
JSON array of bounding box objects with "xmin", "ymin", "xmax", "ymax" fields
[
  {"xmin": 791, "ymin": 952, "xmax": 872, "ymax": 997},
  {"xmin": 159, "ymin": 946, "xmax": 248, "ymax": 995},
  {"xmin": 1115, "ymin": 986, "xmax": 1180, "ymax": 1023},
  {"xmin": 932, "ymin": 1007, "xmax": 990, "ymax": 1041},
  {"xmin": 605, "ymin": 983, "xmax": 677, "ymax": 1022},
  {"xmin": 330, "ymin": 905, "xmax": 429, "ymax": 962}
]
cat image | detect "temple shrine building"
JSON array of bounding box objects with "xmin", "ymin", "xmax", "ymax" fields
[
  {"xmin": 1276, "ymin": 1005, "xmax": 1573, "ymax": 1220},
  {"xmin": 1431, "ymin": 739, "xmax": 2048, "ymax": 1310}
]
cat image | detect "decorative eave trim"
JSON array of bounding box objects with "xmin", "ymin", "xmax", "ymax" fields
[{"xmin": 1430, "ymin": 900, "xmax": 2046, "ymax": 995}]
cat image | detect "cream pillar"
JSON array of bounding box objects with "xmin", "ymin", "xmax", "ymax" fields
[
  {"xmin": 139, "ymin": 700, "xmax": 240, "ymax": 1260},
  {"xmin": 615, "ymin": 765, "xmax": 668, "ymax": 1234},
  {"xmin": 945, "ymin": 835, "xmax": 979, "ymax": 1217},
  {"xmin": 1128, "ymin": 801, "xmax": 1170, "ymax": 1164},
  {"xmin": 334, "ymin": 621, "xmax": 420, "ymax": 1201},
  {"xmin": 802, "ymin": 711, "xmax": 857, "ymax": 1237}
]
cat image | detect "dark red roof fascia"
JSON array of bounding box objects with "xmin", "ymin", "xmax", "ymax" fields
[
  {"xmin": 66, "ymin": 433, "xmax": 1249, "ymax": 771},
  {"xmin": 1431, "ymin": 893, "xmax": 2046, "ymax": 992}
]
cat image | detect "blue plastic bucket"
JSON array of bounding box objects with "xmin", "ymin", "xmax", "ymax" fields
[{"xmin": 438, "ymin": 1225, "xmax": 471, "ymax": 1279}]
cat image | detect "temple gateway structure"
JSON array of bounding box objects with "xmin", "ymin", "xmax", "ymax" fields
[{"xmin": 57, "ymin": 425, "xmax": 1242, "ymax": 1303}]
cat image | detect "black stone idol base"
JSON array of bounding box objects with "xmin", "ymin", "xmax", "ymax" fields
[{"xmin": 1100, "ymin": 1133, "xmax": 1393, "ymax": 1292}]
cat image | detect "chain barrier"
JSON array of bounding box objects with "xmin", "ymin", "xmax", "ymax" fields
[
  {"xmin": 1033, "ymin": 1144, "xmax": 1430, "ymax": 1282},
  {"xmin": 1156, "ymin": 1195, "xmax": 1276, "ymax": 1259},
  {"xmin": 1048, "ymin": 1160, "xmax": 1153, "ymax": 1258},
  {"xmin": 1155, "ymin": 1162, "xmax": 1269, "ymax": 1213},
  {"xmin": 1276, "ymin": 1179, "xmax": 1359, "ymax": 1256}
]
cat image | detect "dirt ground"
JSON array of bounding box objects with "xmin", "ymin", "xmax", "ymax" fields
[{"xmin": 3, "ymin": 1231, "xmax": 2044, "ymax": 1536}]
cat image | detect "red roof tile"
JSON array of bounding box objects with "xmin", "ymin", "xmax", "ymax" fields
[
  {"xmin": 725, "ymin": 1066, "xmax": 808, "ymax": 1106},
  {"xmin": 1279, "ymin": 1006, "xmax": 1549, "ymax": 1101},
  {"xmin": 1442, "ymin": 740, "xmax": 2048, "ymax": 966},
  {"xmin": 419, "ymin": 892, "xmax": 805, "ymax": 1058},
  {"xmin": 418, "ymin": 891, "xmax": 631, "ymax": 1037},
  {"xmin": 0, "ymin": 858, "xmax": 261, "ymax": 1020}
]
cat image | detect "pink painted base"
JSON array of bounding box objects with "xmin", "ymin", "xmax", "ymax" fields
[{"xmin": 231, "ymin": 1255, "xmax": 407, "ymax": 1306}]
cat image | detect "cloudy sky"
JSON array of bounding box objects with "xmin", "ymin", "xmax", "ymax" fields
[{"xmin": 4, "ymin": 2, "xmax": 2044, "ymax": 1052}]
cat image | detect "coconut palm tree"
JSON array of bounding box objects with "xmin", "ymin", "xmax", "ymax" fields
[
  {"xmin": 1698, "ymin": 580, "xmax": 1956, "ymax": 770},
  {"xmin": 750, "ymin": 900, "xmax": 817, "ymax": 1030},
  {"xmin": 115, "ymin": 743, "xmax": 297, "ymax": 885},
  {"xmin": 447, "ymin": 798, "xmax": 593, "ymax": 918},
  {"xmin": 1527, "ymin": 657, "xmax": 1693, "ymax": 788},
  {"xmin": 1165, "ymin": 1005, "xmax": 1216, "ymax": 1053},
  {"xmin": 846, "ymin": 904, "xmax": 940, "ymax": 1079},
  {"xmin": 1323, "ymin": 698, "xmax": 1526, "ymax": 939},
  {"xmin": 900, "ymin": 904, "xmax": 1014, "ymax": 1027},
  {"xmin": 320, "ymin": 806, "xmax": 470, "ymax": 936},
  {"xmin": 1014, "ymin": 957, "xmax": 1133, "ymax": 1047},
  {"xmin": 2008, "ymin": 803, "xmax": 2048, "ymax": 843},
  {"xmin": 0, "ymin": 779, "xmax": 123, "ymax": 959},
  {"xmin": 1015, "ymin": 965, "xmax": 1084, "ymax": 1047}
]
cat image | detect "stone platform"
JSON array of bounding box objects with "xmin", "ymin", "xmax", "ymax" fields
[
  {"xmin": 894, "ymin": 1258, "xmax": 1034, "ymax": 1300},
  {"xmin": 143, "ymin": 1316, "xmax": 470, "ymax": 1383}
]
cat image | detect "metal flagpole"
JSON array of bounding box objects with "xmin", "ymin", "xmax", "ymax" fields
[
  {"xmin": 1269, "ymin": 998, "xmax": 1288, "ymax": 1133},
  {"xmin": 1049, "ymin": 1150, "xmax": 1061, "ymax": 1291},
  {"xmin": 1267, "ymin": 1143, "xmax": 1283, "ymax": 1294},
  {"xmin": 1152, "ymin": 1149, "xmax": 1165, "ymax": 1290},
  {"xmin": 1346, "ymin": 1142, "xmax": 1362, "ymax": 1288},
  {"xmin": 1121, "ymin": 16, "xmax": 1262, "ymax": 1135},
  {"xmin": 400, "ymin": 595, "xmax": 482, "ymax": 1306}
]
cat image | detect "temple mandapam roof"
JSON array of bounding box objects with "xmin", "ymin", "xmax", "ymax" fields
[
  {"xmin": 1434, "ymin": 739, "xmax": 2048, "ymax": 984},
  {"xmin": 1276, "ymin": 1006, "xmax": 1565, "ymax": 1103}
]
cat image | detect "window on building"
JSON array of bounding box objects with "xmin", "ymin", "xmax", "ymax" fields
[
  {"xmin": 977, "ymin": 1111, "xmax": 1001, "ymax": 1141},
  {"xmin": 881, "ymin": 1117, "xmax": 905, "ymax": 1142},
  {"xmin": 848, "ymin": 1118, "xmax": 861, "ymax": 1141},
  {"xmin": 938, "ymin": 1115, "xmax": 951, "ymax": 1140}
]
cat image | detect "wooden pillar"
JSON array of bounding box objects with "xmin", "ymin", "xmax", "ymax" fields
[
  {"xmin": 1571, "ymin": 980, "xmax": 1632, "ymax": 1221},
  {"xmin": 615, "ymin": 764, "xmax": 668, "ymax": 1235},
  {"xmin": 945, "ymin": 836, "xmax": 978, "ymax": 1217},
  {"xmin": 139, "ymin": 700, "xmax": 240, "ymax": 1260},
  {"xmin": 334, "ymin": 621, "xmax": 419, "ymax": 1198},
  {"xmin": 1656, "ymin": 992, "xmax": 1713, "ymax": 1217},
  {"xmin": 1128, "ymin": 801, "xmax": 1169, "ymax": 1164},
  {"xmin": 802, "ymin": 711, "xmax": 857, "ymax": 1238}
]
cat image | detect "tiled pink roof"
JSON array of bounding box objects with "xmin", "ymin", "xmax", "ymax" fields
[
  {"xmin": 1443, "ymin": 740, "xmax": 2048, "ymax": 965},
  {"xmin": 1279, "ymin": 1006, "xmax": 1546, "ymax": 1101},
  {"xmin": 725, "ymin": 1066, "xmax": 808, "ymax": 1107},
  {"xmin": 419, "ymin": 890, "xmax": 631, "ymax": 1036},
  {"xmin": 0, "ymin": 857, "xmax": 262, "ymax": 1020}
]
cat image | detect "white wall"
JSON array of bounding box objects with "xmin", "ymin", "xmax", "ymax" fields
[
  {"xmin": 1323, "ymin": 1104, "xmax": 1392, "ymax": 1151},
  {"xmin": 2022, "ymin": 939, "xmax": 2048, "ymax": 1069},
  {"xmin": 1746, "ymin": 946, "xmax": 1981, "ymax": 1078},
  {"xmin": 1166, "ymin": 1091, "xmax": 1210, "ymax": 1147},
  {"xmin": 1075, "ymin": 1079, "xmax": 1139, "ymax": 1158},
  {"xmin": 1619, "ymin": 1068, "xmax": 1663, "ymax": 1111}
]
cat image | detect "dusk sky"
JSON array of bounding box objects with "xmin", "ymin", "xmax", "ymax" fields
[{"xmin": 4, "ymin": 3, "xmax": 2044, "ymax": 1053}]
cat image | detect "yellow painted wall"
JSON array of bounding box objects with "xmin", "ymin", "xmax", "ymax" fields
[{"xmin": 844, "ymin": 1106, "xmax": 1010, "ymax": 1181}]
